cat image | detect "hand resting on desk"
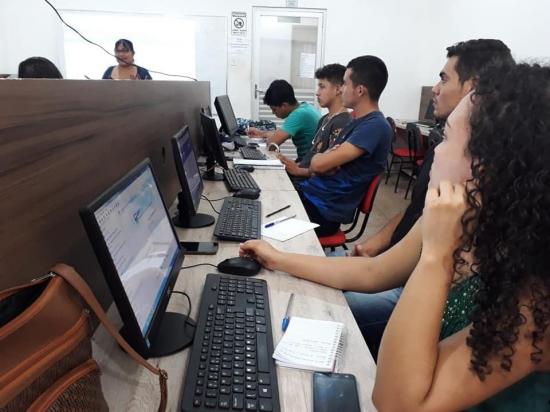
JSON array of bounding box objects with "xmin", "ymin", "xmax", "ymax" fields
[{"xmin": 240, "ymin": 240, "xmax": 281, "ymax": 270}]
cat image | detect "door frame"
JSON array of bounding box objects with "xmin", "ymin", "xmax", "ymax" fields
[{"xmin": 251, "ymin": 6, "xmax": 326, "ymax": 120}]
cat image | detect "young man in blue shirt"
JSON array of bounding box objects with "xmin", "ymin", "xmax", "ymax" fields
[
  {"xmin": 247, "ymin": 79, "xmax": 320, "ymax": 162},
  {"xmin": 297, "ymin": 55, "xmax": 392, "ymax": 236}
]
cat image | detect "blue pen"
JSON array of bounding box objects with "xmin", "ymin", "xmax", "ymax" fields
[
  {"xmin": 264, "ymin": 214, "xmax": 296, "ymax": 229},
  {"xmin": 281, "ymin": 293, "xmax": 295, "ymax": 332}
]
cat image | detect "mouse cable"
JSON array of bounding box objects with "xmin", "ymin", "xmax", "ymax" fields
[
  {"xmin": 200, "ymin": 195, "xmax": 220, "ymax": 214},
  {"xmin": 170, "ymin": 290, "xmax": 193, "ymax": 326},
  {"xmin": 202, "ymin": 195, "xmax": 230, "ymax": 202},
  {"xmin": 181, "ymin": 263, "xmax": 218, "ymax": 270},
  {"xmin": 43, "ymin": 0, "xmax": 198, "ymax": 81}
]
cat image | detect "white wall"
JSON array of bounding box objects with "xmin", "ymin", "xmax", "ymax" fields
[{"xmin": 1, "ymin": 0, "xmax": 549, "ymax": 119}]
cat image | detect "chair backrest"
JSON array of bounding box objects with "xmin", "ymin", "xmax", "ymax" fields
[
  {"xmin": 359, "ymin": 174, "xmax": 382, "ymax": 214},
  {"xmin": 386, "ymin": 116, "xmax": 397, "ymax": 144},
  {"xmin": 427, "ymin": 127, "xmax": 443, "ymax": 149},
  {"xmin": 406, "ymin": 122, "xmax": 426, "ymax": 160}
]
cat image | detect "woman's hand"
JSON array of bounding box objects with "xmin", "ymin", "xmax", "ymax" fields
[
  {"xmin": 422, "ymin": 181, "xmax": 467, "ymax": 265},
  {"xmin": 239, "ymin": 240, "xmax": 283, "ymax": 270}
]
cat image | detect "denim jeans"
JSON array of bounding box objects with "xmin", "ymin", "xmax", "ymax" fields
[{"xmin": 344, "ymin": 287, "xmax": 404, "ymax": 361}]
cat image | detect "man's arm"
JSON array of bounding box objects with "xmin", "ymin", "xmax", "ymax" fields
[
  {"xmin": 309, "ymin": 142, "xmax": 364, "ymax": 174},
  {"xmin": 247, "ymin": 127, "xmax": 290, "ymax": 145},
  {"xmin": 240, "ymin": 219, "xmax": 423, "ymax": 293},
  {"xmin": 353, "ymin": 211, "xmax": 405, "ymax": 256},
  {"xmin": 278, "ymin": 154, "xmax": 310, "ymax": 177}
]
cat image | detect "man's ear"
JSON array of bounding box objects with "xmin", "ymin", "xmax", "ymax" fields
[{"xmin": 462, "ymin": 77, "xmax": 476, "ymax": 94}]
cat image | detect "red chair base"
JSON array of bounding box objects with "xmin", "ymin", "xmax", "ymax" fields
[{"xmin": 318, "ymin": 230, "xmax": 346, "ymax": 248}]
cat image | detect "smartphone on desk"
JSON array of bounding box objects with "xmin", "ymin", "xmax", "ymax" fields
[
  {"xmin": 180, "ymin": 241, "xmax": 218, "ymax": 255},
  {"xmin": 313, "ymin": 372, "xmax": 360, "ymax": 412}
]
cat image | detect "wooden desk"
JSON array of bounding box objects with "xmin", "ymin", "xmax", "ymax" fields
[{"xmin": 92, "ymin": 167, "xmax": 377, "ymax": 411}]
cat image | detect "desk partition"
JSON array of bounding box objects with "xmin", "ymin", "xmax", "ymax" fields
[{"xmin": 0, "ymin": 79, "xmax": 210, "ymax": 308}]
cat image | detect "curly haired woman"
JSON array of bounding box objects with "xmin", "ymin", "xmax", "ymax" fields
[{"xmin": 373, "ymin": 62, "xmax": 550, "ymax": 411}]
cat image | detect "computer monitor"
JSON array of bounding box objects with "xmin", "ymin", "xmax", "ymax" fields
[
  {"xmin": 80, "ymin": 159, "xmax": 195, "ymax": 358},
  {"xmin": 424, "ymin": 99, "xmax": 435, "ymax": 122},
  {"xmin": 199, "ymin": 112, "xmax": 228, "ymax": 181},
  {"xmin": 171, "ymin": 125, "xmax": 215, "ymax": 228},
  {"xmin": 214, "ymin": 95, "xmax": 239, "ymax": 136}
]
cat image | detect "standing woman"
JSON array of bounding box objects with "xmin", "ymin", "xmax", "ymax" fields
[{"xmin": 102, "ymin": 39, "xmax": 152, "ymax": 80}]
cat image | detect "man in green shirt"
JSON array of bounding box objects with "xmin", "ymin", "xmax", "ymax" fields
[{"xmin": 247, "ymin": 79, "xmax": 321, "ymax": 161}]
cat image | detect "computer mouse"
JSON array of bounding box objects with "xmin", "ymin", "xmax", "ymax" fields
[
  {"xmin": 217, "ymin": 257, "xmax": 262, "ymax": 276},
  {"xmin": 233, "ymin": 188, "xmax": 260, "ymax": 200},
  {"xmin": 247, "ymin": 142, "xmax": 260, "ymax": 149},
  {"xmin": 236, "ymin": 165, "xmax": 255, "ymax": 173}
]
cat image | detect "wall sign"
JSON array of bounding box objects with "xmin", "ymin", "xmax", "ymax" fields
[{"xmin": 231, "ymin": 11, "xmax": 247, "ymax": 37}]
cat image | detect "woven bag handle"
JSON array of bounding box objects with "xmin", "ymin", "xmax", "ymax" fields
[{"xmin": 51, "ymin": 263, "xmax": 167, "ymax": 412}]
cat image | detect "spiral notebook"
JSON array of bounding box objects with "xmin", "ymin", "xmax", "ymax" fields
[{"xmin": 272, "ymin": 317, "xmax": 345, "ymax": 372}]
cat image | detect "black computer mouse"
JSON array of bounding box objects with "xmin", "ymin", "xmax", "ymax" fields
[
  {"xmin": 233, "ymin": 188, "xmax": 260, "ymax": 200},
  {"xmin": 247, "ymin": 142, "xmax": 259, "ymax": 149},
  {"xmin": 236, "ymin": 165, "xmax": 255, "ymax": 173},
  {"xmin": 217, "ymin": 257, "xmax": 262, "ymax": 276}
]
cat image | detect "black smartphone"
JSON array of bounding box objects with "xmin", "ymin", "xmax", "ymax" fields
[
  {"xmin": 313, "ymin": 372, "xmax": 360, "ymax": 412},
  {"xmin": 180, "ymin": 241, "xmax": 218, "ymax": 255}
]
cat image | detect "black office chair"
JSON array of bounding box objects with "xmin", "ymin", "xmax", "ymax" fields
[
  {"xmin": 385, "ymin": 117, "xmax": 414, "ymax": 184},
  {"xmin": 395, "ymin": 123, "xmax": 426, "ymax": 199}
]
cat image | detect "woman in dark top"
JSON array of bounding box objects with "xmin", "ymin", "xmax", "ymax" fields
[{"xmin": 102, "ymin": 39, "xmax": 152, "ymax": 80}]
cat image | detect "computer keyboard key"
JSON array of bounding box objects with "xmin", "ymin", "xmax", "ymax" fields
[
  {"xmin": 233, "ymin": 394, "xmax": 244, "ymax": 410},
  {"xmin": 257, "ymin": 334, "xmax": 269, "ymax": 373},
  {"xmin": 259, "ymin": 399, "xmax": 273, "ymax": 411},
  {"xmin": 246, "ymin": 400, "xmax": 257, "ymax": 411},
  {"xmin": 258, "ymin": 386, "xmax": 271, "ymax": 398}
]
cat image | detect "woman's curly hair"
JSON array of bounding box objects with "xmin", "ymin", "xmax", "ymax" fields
[{"xmin": 457, "ymin": 63, "xmax": 550, "ymax": 380}]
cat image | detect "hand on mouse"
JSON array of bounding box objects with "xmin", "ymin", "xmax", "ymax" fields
[{"xmin": 239, "ymin": 240, "xmax": 282, "ymax": 271}]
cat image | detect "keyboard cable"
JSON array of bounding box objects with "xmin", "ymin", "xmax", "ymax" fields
[
  {"xmin": 200, "ymin": 195, "xmax": 220, "ymax": 214},
  {"xmin": 171, "ymin": 290, "xmax": 193, "ymax": 326}
]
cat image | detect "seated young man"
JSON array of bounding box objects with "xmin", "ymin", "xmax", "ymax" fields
[
  {"xmin": 296, "ymin": 55, "xmax": 392, "ymax": 236},
  {"xmin": 278, "ymin": 63, "xmax": 352, "ymax": 180},
  {"xmin": 247, "ymin": 79, "xmax": 320, "ymax": 162},
  {"xmin": 345, "ymin": 39, "xmax": 515, "ymax": 359}
]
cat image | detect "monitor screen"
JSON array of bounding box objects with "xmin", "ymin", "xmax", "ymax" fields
[
  {"xmin": 172, "ymin": 126, "xmax": 203, "ymax": 213},
  {"xmin": 200, "ymin": 112, "xmax": 229, "ymax": 170},
  {"xmin": 215, "ymin": 95, "xmax": 239, "ymax": 136},
  {"xmin": 82, "ymin": 161, "xmax": 181, "ymax": 340}
]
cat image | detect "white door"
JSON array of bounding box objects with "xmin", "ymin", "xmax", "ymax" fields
[{"xmin": 252, "ymin": 7, "xmax": 326, "ymax": 158}]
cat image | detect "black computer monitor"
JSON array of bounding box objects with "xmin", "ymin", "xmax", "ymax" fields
[
  {"xmin": 80, "ymin": 159, "xmax": 195, "ymax": 358},
  {"xmin": 171, "ymin": 125, "xmax": 215, "ymax": 228},
  {"xmin": 200, "ymin": 112, "xmax": 228, "ymax": 181},
  {"xmin": 424, "ymin": 99, "xmax": 435, "ymax": 121},
  {"xmin": 214, "ymin": 95, "xmax": 239, "ymax": 137}
]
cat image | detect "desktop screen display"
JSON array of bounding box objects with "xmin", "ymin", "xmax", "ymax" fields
[
  {"xmin": 174, "ymin": 127, "xmax": 203, "ymax": 212},
  {"xmin": 215, "ymin": 95, "xmax": 239, "ymax": 136},
  {"xmin": 92, "ymin": 164, "xmax": 179, "ymax": 336}
]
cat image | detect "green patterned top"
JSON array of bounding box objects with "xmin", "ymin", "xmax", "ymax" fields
[{"xmin": 441, "ymin": 276, "xmax": 550, "ymax": 411}]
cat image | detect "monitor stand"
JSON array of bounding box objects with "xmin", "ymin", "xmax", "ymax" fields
[
  {"xmin": 173, "ymin": 192, "xmax": 215, "ymax": 228},
  {"xmin": 121, "ymin": 312, "xmax": 196, "ymax": 358},
  {"xmin": 202, "ymin": 154, "xmax": 224, "ymax": 181}
]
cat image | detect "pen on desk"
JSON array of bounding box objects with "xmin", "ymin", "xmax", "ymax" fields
[
  {"xmin": 281, "ymin": 293, "xmax": 295, "ymax": 332},
  {"xmin": 264, "ymin": 214, "xmax": 296, "ymax": 229},
  {"xmin": 265, "ymin": 204, "xmax": 291, "ymax": 218}
]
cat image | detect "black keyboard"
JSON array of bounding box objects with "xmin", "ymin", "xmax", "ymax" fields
[
  {"xmin": 224, "ymin": 169, "xmax": 260, "ymax": 192},
  {"xmin": 214, "ymin": 198, "xmax": 261, "ymax": 242},
  {"xmin": 240, "ymin": 147, "xmax": 266, "ymax": 160},
  {"xmin": 180, "ymin": 273, "xmax": 280, "ymax": 412}
]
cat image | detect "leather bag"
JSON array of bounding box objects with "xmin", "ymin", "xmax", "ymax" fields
[{"xmin": 0, "ymin": 263, "xmax": 168, "ymax": 411}]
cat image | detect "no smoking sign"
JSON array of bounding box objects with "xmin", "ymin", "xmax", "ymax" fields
[{"xmin": 231, "ymin": 11, "xmax": 247, "ymax": 36}]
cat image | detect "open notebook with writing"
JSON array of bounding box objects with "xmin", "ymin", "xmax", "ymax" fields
[{"xmin": 272, "ymin": 317, "xmax": 345, "ymax": 372}]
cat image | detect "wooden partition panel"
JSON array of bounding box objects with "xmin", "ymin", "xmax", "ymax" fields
[{"xmin": 0, "ymin": 79, "xmax": 210, "ymax": 307}]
